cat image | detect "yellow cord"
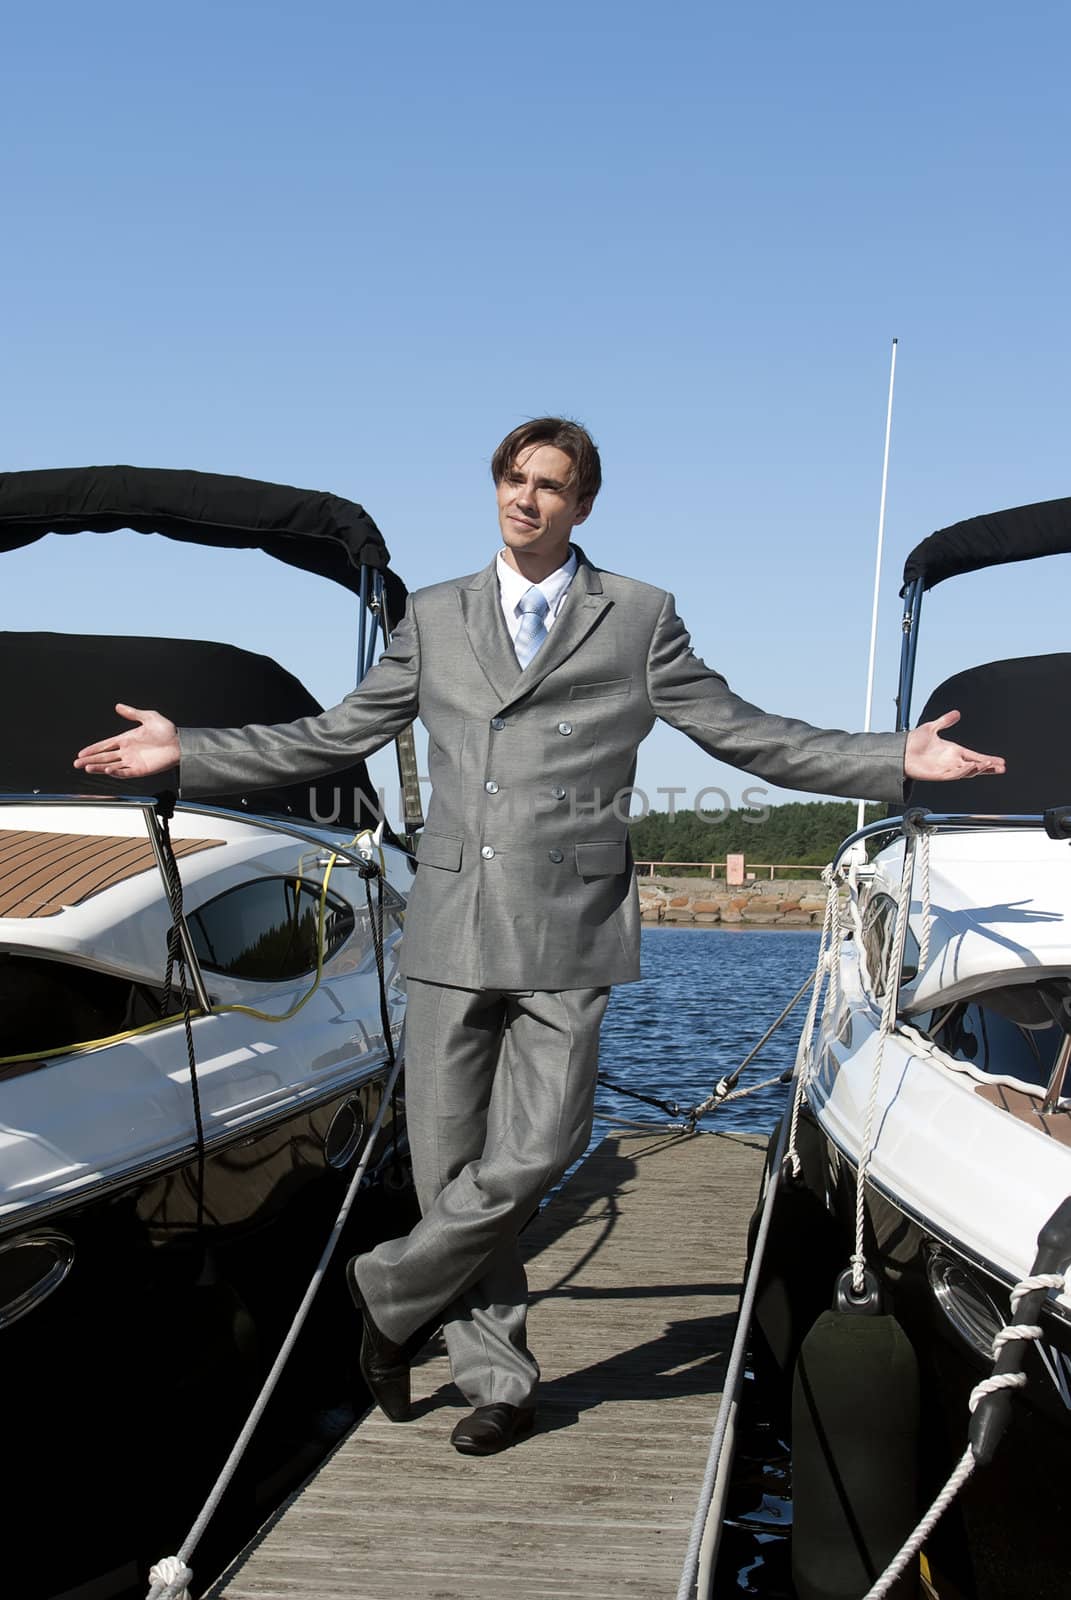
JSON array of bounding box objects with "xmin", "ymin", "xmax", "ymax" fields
[
  {"xmin": 0, "ymin": 852, "xmax": 353, "ymax": 1064},
  {"xmin": 218, "ymin": 827, "xmax": 390, "ymax": 1023},
  {"xmin": 0, "ymin": 827, "xmax": 396, "ymax": 1068},
  {"xmin": 0, "ymin": 1008, "xmax": 209, "ymax": 1068},
  {"xmin": 213, "ymin": 853, "xmax": 338, "ymax": 1023}
]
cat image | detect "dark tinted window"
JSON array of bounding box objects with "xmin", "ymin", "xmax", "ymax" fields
[
  {"xmin": 861, "ymin": 891, "xmax": 919, "ymax": 998},
  {"xmin": 189, "ymin": 877, "xmax": 355, "ymax": 982},
  {"xmin": 0, "ymin": 952, "xmax": 182, "ymax": 1060}
]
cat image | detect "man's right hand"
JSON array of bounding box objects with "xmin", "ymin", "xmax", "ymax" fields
[{"xmin": 74, "ymin": 704, "xmax": 181, "ymax": 779}]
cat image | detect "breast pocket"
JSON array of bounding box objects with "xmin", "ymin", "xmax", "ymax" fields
[
  {"xmin": 569, "ymin": 678, "xmax": 632, "ymax": 700},
  {"xmin": 416, "ymin": 832, "xmax": 463, "ymax": 871}
]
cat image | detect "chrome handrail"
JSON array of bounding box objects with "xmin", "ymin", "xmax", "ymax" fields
[
  {"xmin": 0, "ymin": 792, "xmax": 406, "ymax": 1012},
  {"xmin": 0, "ymin": 791, "xmax": 160, "ymax": 806},
  {"xmin": 830, "ymin": 810, "xmax": 1053, "ymax": 875},
  {"xmin": 1, "ymin": 794, "xmax": 412, "ymax": 1080},
  {"xmin": 0, "ymin": 792, "xmax": 213, "ymax": 1011},
  {"xmin": 0, "ymin": 791, "xmax": 414, "ymax": 871}
]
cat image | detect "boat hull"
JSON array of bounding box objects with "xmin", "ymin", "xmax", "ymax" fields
[
  {"xmin": 784, "ymin": 1107, "xmax": 1071, "ymax": 1600},
  {"xmin": 3, "ymin": 1074, "xmax": 413, "ymax": 1600}
]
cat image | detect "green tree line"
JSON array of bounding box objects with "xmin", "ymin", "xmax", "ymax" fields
[{"xmin": 629, "ymin": 800, "xmax": 887, "ymax": 868}]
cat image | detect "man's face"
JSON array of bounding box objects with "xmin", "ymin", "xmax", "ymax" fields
[{"xmin": 496, "ymin": 444, "xmax": 591, "ymax": 563}]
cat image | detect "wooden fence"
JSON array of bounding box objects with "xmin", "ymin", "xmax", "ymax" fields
[{"xmin": 634, "ymin": 859, "xmax": 825, "ymax": 881}]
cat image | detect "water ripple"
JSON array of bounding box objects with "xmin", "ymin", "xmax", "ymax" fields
[{"xmin": 594, "ymin": 925, "xmax": 820, "ymax": 1138}]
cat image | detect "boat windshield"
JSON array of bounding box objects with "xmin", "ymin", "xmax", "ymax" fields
[
  {"xmin": 903, "ymin": 653, "xmax": 1071, "ymax": 816},
  {"xmin": 0, "ymin": 630, "xmax": 384, "ymax": 831}
]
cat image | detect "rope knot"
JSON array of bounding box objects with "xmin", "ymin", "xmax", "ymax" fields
[
  {"xmin": 148, "ymin": 1555, "xmax": 192, "ymax": 1600},
  {"xmin": 991, "ymin": 1322, "xmax": 1043, "ymax": 1356},
  {"xmin": 1010, "ymin": 1270, "xmax": 1067, "ymax": 1316},
  {"xmin": 848, "ymin": 1249, "xmax": 868, "ymax": 1295},
  {"xmin": 967, "ymin": 1370, "xmax": 1028, "ymax": 1414}
]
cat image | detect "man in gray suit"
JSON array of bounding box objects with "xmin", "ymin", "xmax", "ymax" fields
[{"xmin": 75, "ymin": 418, "xmax": 1003, "ymax": 1455}]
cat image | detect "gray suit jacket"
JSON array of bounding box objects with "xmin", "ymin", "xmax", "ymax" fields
[{"xmin": 180, "ymin": 549, "xmax": 906, "ymax": 989}]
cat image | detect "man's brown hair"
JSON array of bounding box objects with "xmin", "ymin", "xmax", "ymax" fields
[{"xmin": 491, "ymin": 417, "xmax": 602, "ymax": 507}]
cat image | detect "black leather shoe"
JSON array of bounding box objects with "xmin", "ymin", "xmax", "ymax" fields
[
  {"xmin": 345, "ymin": 1258, "xmax": 411, "ymax": 1423},
  {"xmin": 450, "ymin": 1403, "xmax": 537, "ymax": 1456}
]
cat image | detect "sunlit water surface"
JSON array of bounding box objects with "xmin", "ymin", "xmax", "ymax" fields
[{"xmin": 594, "ymin": 923, "xmax": 820, "ymax": 1140}]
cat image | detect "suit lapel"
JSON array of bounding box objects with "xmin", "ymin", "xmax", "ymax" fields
[
  {"xmin": 458, "ymin": 558, "xmax": 525, "ymax": 705},
  {"xmin": 458, "ymin": 547, "xmax": 613, "ymax": 711},
  {"xmin": 505, "ymin": 553, "xmax": 611, "ymax": 704}
]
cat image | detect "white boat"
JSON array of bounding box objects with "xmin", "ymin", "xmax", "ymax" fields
[
  {"xmin": 0, "ymin": 466, "xmax": 417, "ymax": 1600},
  {"xmin": 762, "ymin": 494, "xmax": 1071, "ymax": 1600}
]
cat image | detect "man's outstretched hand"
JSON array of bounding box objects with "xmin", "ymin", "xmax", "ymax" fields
[
  {"xmin": 74, "ymin": 704, "xmax": 181, "ymax": 779},
  {"xmin": 904, "ymin": 709, "xmax": 1006, "ymax": 783}
]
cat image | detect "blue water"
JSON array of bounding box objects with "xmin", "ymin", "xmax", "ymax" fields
[{"xmin": 593, "ymin": 924, "xmax": 820, "ymax": 1140}]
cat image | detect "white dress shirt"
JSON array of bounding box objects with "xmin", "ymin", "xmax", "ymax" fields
[{"xmin": 496, "ymin": 547, "xmax": 578, "ymax": 645}]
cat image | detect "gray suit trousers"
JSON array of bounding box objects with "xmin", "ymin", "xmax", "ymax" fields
[{"xmin": 355, "ymin": 979, "xmax": 610, "ymax": 1409}]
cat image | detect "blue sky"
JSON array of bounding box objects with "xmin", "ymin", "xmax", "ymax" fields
[{"xmin": 2, "ymin": 2, "xmax": 1069, "ymax": 827}]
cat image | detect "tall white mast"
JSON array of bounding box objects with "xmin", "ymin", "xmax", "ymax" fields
[{"xmin": 856, "ymin": 337, "xmax": 899, "ymax": 834}]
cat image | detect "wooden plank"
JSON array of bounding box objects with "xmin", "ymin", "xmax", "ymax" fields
[
  {"xmin": 210, "ymin": 1129, "xmax": 766, "ymax": 1600},
  {"xmin": 0, "ymin": 829, "xmax": 223, "ymax": 917}
]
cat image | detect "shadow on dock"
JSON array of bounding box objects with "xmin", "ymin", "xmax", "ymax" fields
[{"xmin": 209, "ymin": 1129, "xmax": 765, "ymax": 1600}]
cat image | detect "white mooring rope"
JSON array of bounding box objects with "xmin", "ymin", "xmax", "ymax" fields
[
  {"xmin": 915, "ymin": 829, "xmax": 932, "ymax": 976},
  {"xmin": 708, "ymin": 1066, "xmax": 791, "ymax": 1108},
  {"xmin": 863, "ymin": 1446, "xmax": 977, "ymax": 1600},
  {"xmin": 144, "ymin": 1036, "xmax": 406, "ymax": 1600},
  {"xmin": 861, "ymin": 1269, "xmax": 1066, "ymax": 1599},
  {"xmin": 147, "ymin": 1558, "xmax": 193, "ymax": 1600},
  {"xmin": 849, "ymin": 829, "xmax": 919, "ymax": 1293},
  {"xmin": 1012, "ymin": 1271, "xmax": 1068, "ymax": 1308},
  {"xmin": 687, "ymin": 973, "xmax": 815, "ymax": 1120},
  {"xmin": 785, "ymin": 874, "xmax": 838, "ymax": 1177},
  {"xmin": 826, "ymin": 875, "xmax": 842, "ymax": 1018}
]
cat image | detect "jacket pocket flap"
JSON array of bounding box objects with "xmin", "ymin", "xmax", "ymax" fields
[
  {"xmin": 569, "ymin": 678, "xmax": 631, "ymax": 700},
  {"xmin": 417, "ymin": 832, "xmax": 463, "ymax": 871},
  {"xmin": 575, "ymin": 840, "xmax": 627, "ymax": 877}
]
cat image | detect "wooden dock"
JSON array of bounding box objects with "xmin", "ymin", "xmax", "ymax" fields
[{"xmin": 209, "ymin": 1128, "xmax": 766, "ymax": 1600}]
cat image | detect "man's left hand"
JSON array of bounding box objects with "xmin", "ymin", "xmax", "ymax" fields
[{"xmin": 904, "ymin": 709, "xmax": 1006, "ymax": 782}]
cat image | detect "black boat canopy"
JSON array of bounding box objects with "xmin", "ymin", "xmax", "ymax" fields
[
  {"xmin": 901, "ymin": 494, "xmax": 1071, "ymax": 594},
  {"xmin": 0, "ymin": 465, "xmax": 407, "ymax": 619}
]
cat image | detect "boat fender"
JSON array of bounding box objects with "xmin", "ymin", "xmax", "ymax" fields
[
  {"xmin": 971, "ymin": 1193, "xmax": 1071, "ymax": 1466},
  {"xmin": 750, "ymin": 1125, "xmax": 845, "ymax": 1383},
  {"xmin": 791, "ymin": 1267, "xmax": 920, "ymax": 1600}
]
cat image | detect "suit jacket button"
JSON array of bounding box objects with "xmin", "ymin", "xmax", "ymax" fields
[
  {"xmin": 490, "ymin": 716, "xmax": 505, "ymax": 731},
  {"xmin": 552, "ymin": 786, "xmax": 567, "ymax": 800},
  {"xmin": 485, "ymin": 780, "xmax": 500, "ymax": 794},
  {"xmin": 548, "ymin": 848, "xmax": 564, "ymax": 863},
  {"xmin": 557, "ymin": 721, "xmax": 573, "ymax": 736},
  {"xmin": 481, "ymin": 845, "xmax": 495, "ymax": 859}
]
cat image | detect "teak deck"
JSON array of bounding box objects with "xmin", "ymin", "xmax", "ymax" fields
[
  {"xmin": 210, "ymin": 1129, "xmax": 766, "ymax": 1600},
  {"xmin": 0, "ymin": 828, "xmax": 221, "ymax": 918}
]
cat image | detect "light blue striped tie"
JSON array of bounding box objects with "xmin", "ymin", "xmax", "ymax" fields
[{"xmin": 514, "ymin": 586, "xmax": 550, "ymax": 668}]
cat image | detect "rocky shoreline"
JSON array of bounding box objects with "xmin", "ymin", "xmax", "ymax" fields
[{"xmin": 637, "ymin": 875, "xmax": 827, "ymax": 929}]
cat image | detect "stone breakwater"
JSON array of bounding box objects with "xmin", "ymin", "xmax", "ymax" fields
[{"xmin": 637, "ymin": 876, "xmax": 828, "ymax": 928}]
